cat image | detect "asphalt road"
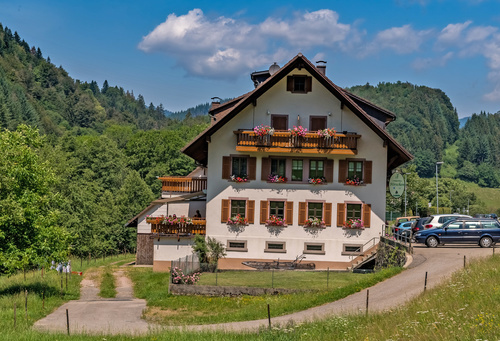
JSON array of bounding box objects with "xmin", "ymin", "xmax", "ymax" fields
[{"xmin": 33, "ymin": 245, "xmax": 495, "ymax": 335}]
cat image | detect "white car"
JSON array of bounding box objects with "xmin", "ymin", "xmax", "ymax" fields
[{"xmin": 424, "ymin": 214, "xmax": 472, "ymax": 229}]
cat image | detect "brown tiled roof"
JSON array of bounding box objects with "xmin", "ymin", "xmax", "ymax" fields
[{"xmin": 182, "ymin": 53, "xmax": 412, "ymax": 170}]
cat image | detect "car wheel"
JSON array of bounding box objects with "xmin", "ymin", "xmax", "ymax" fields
[
  {"xmin": 480, "ymin": 236, "xmax": 493, "ymax": 248},
  {"xmin": 426, "ymin": 236, "xmax": 439, "ymax": 248}
]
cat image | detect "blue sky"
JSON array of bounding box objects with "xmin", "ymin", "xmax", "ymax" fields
[{"xmin": 2, "ymin": 0, "xmax": 500, "ymax": 117}]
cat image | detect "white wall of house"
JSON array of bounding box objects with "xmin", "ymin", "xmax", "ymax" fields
[{"xmin": 205, "ymin": 68, "xmax": 387, "ymax": 263}]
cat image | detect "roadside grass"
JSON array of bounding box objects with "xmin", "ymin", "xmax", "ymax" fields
[
  {"xmin": 128, "ymin": 267, "xmax": 402, "ymax": 325},
  {"xmin": 98, "ymin": 266, "xmax": 117, "ymax": 298},
  {"xmin": 463, "ymin": 181, "xmax": 500, "ymax": 212}
]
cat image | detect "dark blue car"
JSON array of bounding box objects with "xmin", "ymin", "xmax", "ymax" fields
[{"xmin": 414, "ymin": 218, "xmax": 500, "ymax": 248}]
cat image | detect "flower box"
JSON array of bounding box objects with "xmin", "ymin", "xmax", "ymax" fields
[
  {"xmin": 343, "ymin": 218, "xmax": 365, "ymax": 229},
  {"xmin": 309, "ymin": 177, "xmax": 326, "ymax": 185},
  {"xmin": 254, "ymin": 125, "xmax": 275, "ymax": 136},
  {"xmin": 230, "ymin": 175, "xmax": 248, "ymax": 182},
  {"xmin": 289, "ymin": 125, "xmax": 308, "ymax": 137},
  {"xmin": 317, "ymin": 128, "xmax": 336, "ymax": 139},
  {"xmin": 268, "ymin": 174, "xmax": 287, "ymax": 183},
  {"xmin": 303, "ymin": 217, "xmax": 326, "ymax": 228},
  {"xmin": 265, "ymin": 215, "xmax": 286, "ymax": 227},
  {"xmin": 345, "ymin": 177, "xmax": 363, "ymax": 186},
  {"xmin": 227, "ymin": 214, "xmax": 249, "ymax": 226}
]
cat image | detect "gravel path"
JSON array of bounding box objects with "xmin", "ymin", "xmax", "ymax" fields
[{"xmin": 33, "ymin": 245, "xmax": 494, "ymax": 335}]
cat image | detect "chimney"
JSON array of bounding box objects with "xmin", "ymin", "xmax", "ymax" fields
[
  {"xmin": 210, "ymin": 97, "xmax": 221, "ymax": 109},
  {"xmin": 316, "ymin": 60, "xmax": 327, "ymax": 76}
]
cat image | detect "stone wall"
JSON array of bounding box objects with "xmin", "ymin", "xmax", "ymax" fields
[
  {"xmin": 170, "ymin": 284, "xmax": 304, "ymax": 296},
  {"xmin": 136, "ymin": 233, "xmax": 153, "ymax": 265}
]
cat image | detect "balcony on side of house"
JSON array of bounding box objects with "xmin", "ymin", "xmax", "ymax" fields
[
  {"xmin": 233, "ymin": 130, "xmax": 360, "ymax": 154},
  {"xmin": 159, "ymin": 176, "xmax": 207, "ymax": 193},
  {"xmin": 147, "ymin": 218, "xmax": 207, "ymax": 236}
]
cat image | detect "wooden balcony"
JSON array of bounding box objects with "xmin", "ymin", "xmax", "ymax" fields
[
  {"xmin": 149, "ymin": 219, "xmax": 206, "ymax": 235},
  {"xmin": 234, "ymin": 130, "xmax": 360, "ymax": 154},
  {"xmin": 159, "ymin": 176, "xmax": 207, "ymax": 193}
]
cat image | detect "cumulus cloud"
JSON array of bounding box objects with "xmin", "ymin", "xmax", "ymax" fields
[
  {"xmin": 411, "ymin": 52, "xmax": 454, "ymax": 70},
  {"xmin": 361, "ymin": 25, "xmax": 432, "ymax": 56}
]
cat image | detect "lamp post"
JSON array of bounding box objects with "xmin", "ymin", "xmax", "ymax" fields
[
  {"xmin": 449, "ymin": 190, "xmax": 454, "ymax": 213},
  {"xmin": 404, "ymin": 173, "xmax": 411, "ymax": 216},
  {"xmin": 436, "ymin": 162, "xmax": 444, "ymax": 214}
]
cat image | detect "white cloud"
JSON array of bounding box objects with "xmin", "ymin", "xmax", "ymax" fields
[
  {"xmin": 362, "ymin": 25, "xmax": 432, "ymax": 56},
  {"xmin": 411, "ymin": 52, "xmax": 454, "ymax": 70},
  {"xmin": 437, "ymin": 21, "xmax": 472, "ymax": 47}
]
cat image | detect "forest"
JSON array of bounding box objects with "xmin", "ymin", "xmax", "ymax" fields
[{"xmin": 0, "ymin": 23, "xmax": 498, "ymax": 273}]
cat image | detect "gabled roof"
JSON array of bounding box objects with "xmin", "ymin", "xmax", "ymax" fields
[{"xmin": 182, "ymin": 53, "xmax": 412, "ymax": 170}]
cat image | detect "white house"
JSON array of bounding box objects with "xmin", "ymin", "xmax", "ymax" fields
[{"xmin": 130, "ymin": 53, "xmax": 412, "ymax": 272}]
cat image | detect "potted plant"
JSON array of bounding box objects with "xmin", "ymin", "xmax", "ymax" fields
[
  {"xmin": 230, "ymin": 175, "xmax": 248, "ymax": 182},
  {"xmin": 289, "ymin": 125, "xmax": 308, "ymax": 137},
  {"xmin": 265, "ymin": 215, "xmax": 286, "ymax": 227},
  {"xmin": 253, "ymin": 125, "xmax": 275, "ymax": 136},
  {"xmin": 309, "ymin": 177, "xmax": 326, "ymax": 185},
  {"xmin": 343, "ymin": 218, "xmax": 365, "ymax": 230},
  {"xmin": 268, "ymin": 174, "xmax": 287, "ymax": 183},
  {"xmin": 227, "ymin": 214, "xmax": 249, "ymax": 227},
  {"xmin": 303, "ymin": 217, "xmax": 325, "ymax": 228},
  {"xmin": 346, "ymin": 176, "xmax": 363, "ymax": 186},
  {"xmin": 317, "ymin": 128, "xmax": 336, "ymax": 139},
  {"xmin": 146, "ymin": 215, "xmax": 165, "ymax": 224}
]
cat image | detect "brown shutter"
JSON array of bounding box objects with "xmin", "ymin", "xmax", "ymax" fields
[
  {"xmin": 363, "ymin": 204, "xmax": 371, "ymax": 228},
  {"xmin": 364, "ymin": 161, "xmax": 372, "ymax": 184},
  {"xmin": 248, "ymin": 157, "xmax": 256, "ymax": 180},
  {"xmin": 287, "ymin": 76, "xmax": 293, "ymax": 92},
  {"xmin": 338, "ymin": 160, "xmax": 347, "ymax": 183},
  {"xmin": 324, "ymin": 203, "xmax": 332, "ymax": 226},
  {"xmin": 305, "ymin": 76, "xmax": 312, "ymax": 93},
  {"xmin": 261, "ymin": 157, "xmax": 270, "ymax": 181},
  {"xmin": 247, "ymin": 200, "xmax": 255, "ymax": 224},
  {"xmin": 286, "ymin": 201, "xmax": 294, "ymax": 225},
  {"xmin": 337, "ymin": 203, "xmax": 345, "ymax": 227},
  {"xmin": 325, "ymin": 159, "xmax": 334, "ymax": 183},
  {"xmin": 221, "ymin": 199, "xmax": 230, "ymax": 222},
  {"xmin": 298, "ymin": 202, "xmax": 307, "ymax": 225},
  {"xmin": 260, "ymin": 200, "xmax": 268, "ymax": 224},
  {"xmin": 222, "ymin": 156, "xmax": 231, "ymax": 179}
]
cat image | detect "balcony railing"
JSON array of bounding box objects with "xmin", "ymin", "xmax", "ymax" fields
[
  {"xmin": 159, "ymin": 176, "xmax": 207, "ymax": 193},
  {"xmin": 233, "ymin": 130, "xmax": 360, "ymax": 154},
  {"xmin": 148, "ymin": 219, "xmax": 206, "ymax": 235}
]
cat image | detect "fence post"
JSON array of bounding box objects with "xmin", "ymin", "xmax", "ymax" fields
[
  {"xmin": 424, "ymin": 272, "xmax": 428, "ymax": 292},
  {"xmin": 267, "ymin": 304, "xmax": 271, "ymax": 328},
  {"xmin": 464, "ymin": 255, "xmax": 466, "ymax": 268},
  {"xmin": 66, "ymin": 309, "xmax": 70, "ymax": 335},
  {"xmin": 365, "ymin": 289, "xmax": 369, "ymax": 316}
]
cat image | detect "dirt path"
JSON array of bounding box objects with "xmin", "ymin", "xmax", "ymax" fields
[
  {"xmin": 33, "ymin": 246, "xmax": 493, "ymax": 335},
  {"xmin": 33, "ymin": 267, "xmax": 152, "ymax": 335}
]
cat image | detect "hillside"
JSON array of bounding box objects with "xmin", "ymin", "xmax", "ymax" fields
[
  {"xmin": 348, "ymin": 82, "xmax": 460, "ymax": 177},
  {"xmin": 0, "ymin": 24, "xmax": 171, "ymax": 134}
]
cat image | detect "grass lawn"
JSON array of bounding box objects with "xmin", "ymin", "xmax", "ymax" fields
[
  {"xmin": 463, "ymin": 181, "xmax": 500, "ymax": 213},
  {"xmin": 128, "ymin": 267, "xmax": 402, "ymax": 325}
]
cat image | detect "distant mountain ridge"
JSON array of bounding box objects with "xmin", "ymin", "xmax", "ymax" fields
[{"xmin": 459, "ymin": 116, "xmax": 470, "ymax": 128}]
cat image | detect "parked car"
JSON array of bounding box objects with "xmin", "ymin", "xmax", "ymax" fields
[
  {"xmin": 424, "ymin": 214, "xmax": 472, "ymax": 229},
  {"xmin": 393, "ymin": 221, "xmax": 413, "ymax": 241},
  {"xmin": 414, "ymin": 218, "xmax": 500, "ymax": 248},
  {"xmin": 412, "ymin": 217, "xmax": 429, "ymax": 234},
  {"xmin": 393, "ymin": 221, "xmax": 414, "ymax": 235},
  {"xmin": 474, "ymin": 213, "xmax": 498, "ymax": 220},
  {"xmin": 395, "ymin": 216, "xmax": 419, "ymax": 226}
]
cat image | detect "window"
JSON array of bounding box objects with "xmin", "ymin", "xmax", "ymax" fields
[
  {"xmin": 308, "ymin": 202, "xmax": 323, "ymax": 220},
  {"xmin": 287, "ymin": 75, "xmax": 312, "ymax": 93},
  {"xmin": 265, "ymin": 241, "xmax": 286, "ymax": 253},
  {"xmin": 271, "ymin": 115, "xmax": 288, "ymax": 131},
  {"xmin": 348, "ymin": 161, "xmax": 363, "ymax": 180},
  {"xmin": 227, "ymin": 240, "xmax": 247, "ymax": 252},
  {"xmin": 310, "ymin": 116, "xmax": 327, "ymax": 131},
  {"xmin": 309, "ymin": 160, "xmax": 324, "ymax": 179},
  {"xmin": 231, "ymin": 200, "xmax": 246, "ymax": 218},
  {"xmin": 304, "ymin": 243, "xmax": 325, "ymax": 255},
  {"xmin": 465, "ymin": 221, "xmax": 480, "ymax": 229},
  {"xmin": 232, "ymin": 157, "xmax": 247, "ymax": 178},
  {"xmin": 342, "ymin": 244, "xmax": 363, "ymax": 256},
  {"xmin": 482, "ymin": 221, "xmax": 499, "ymax": 229},
  {"xmin": 292, "ymin": 159, "xmax": 303, "ymax": 181},
  {"xmin": 271, "ymin": 159, "xmax": 286, "ymax": 177},
  {"xmin": 269, "ymin": 201, "xmax": 285, "ymax": 219},
  {"xmin": 446, "ymin": 222, "xmax": 462, "ymax": 229},
  {"xmin": 346, "ymin": 204, "xmax": 362, "ymax": 220}
]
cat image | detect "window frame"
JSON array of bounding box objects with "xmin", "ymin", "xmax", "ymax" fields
[
  {"xmin": 226, "ymin": 240, "xmax": 248, "ymax": 252},
  {"xmin": 269, "ymin": 200, "xmax": 285, "ymax": 220},
  {"xmin": 342, "ymin": 244, "xmax": 363, "ymax": 256},
  {"xmin": 265, "ymin": 241, "xmax": 287, "ymax": 253},
  {"xmin": 292, "ymin": 159, "xmax": 304, "ymax": 181},
  {"xmin": 270, "ymin": 158, "xmax": 287, "ymax": 178},
  {"xmin": 303, "ymin": 243, "xmax": 325, "ymax": 255},
  {"xmin": 231, "ymin": 156, "xmax": 248, "ymax": 178},
  {"xmin": 287, "ymin": 75, "xmax": 312, "ymax": 94},
  {"xmin": 345, "ymin": 203, "xmax": 362, "ymax": 220},
  {"xmin": 230, "ymin": 199, "xmax": 247, "ymax": 218},
  {"xmin": 309, "ymin": 159, "xmax": 325, "ymax": 179},
  {"xmin": 347, "ymin": 160, "xmax": 363, "ymax": 181},
  {"xmin": 271, "ymin": 114, "xmax": 288, "ymax": 131},
  {"xmin": 308, "ymin": 202, "xmax": 324, "ymax": 220}
]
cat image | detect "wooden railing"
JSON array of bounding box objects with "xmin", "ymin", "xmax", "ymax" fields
[
  {"xmin": 233, "ymin": 130, "xmax": 360, "ymax": 154},
  {"xmin": 150, "ymin": 219, "xmax": 206, "ymax": 235},
  {"xmin": 159, "ymin": 176, "xmax": 207, "ymax": 193}
]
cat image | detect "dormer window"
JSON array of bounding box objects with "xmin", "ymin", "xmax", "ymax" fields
[{"xmin": 287, "ymin": 75, "xmax": 312, "ymax": 94}]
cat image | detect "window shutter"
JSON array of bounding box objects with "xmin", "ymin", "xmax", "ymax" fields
[
  {"xmin": 298, "ymin": 202, "xmax": 307, "ymax": 225},
  {"xmin": 286, "ymin": 201, "xmax": 294, "ymax": 225},
  {"xmin": 261, "ymin": 157, "xmax": 270, "ymax": 181},
  {"xmin": 363, "ymin": 204, "xmax": 371, "ymax": 228},
  {"xmin": 247, "ymin": 200, "xmax": 255, "ymax": 224},
  {"xmin": 221, "ymin": 199, "xmax": 230, "ymax": 222},
  {"xmin": 324, "ymin": 203, "xmax": 332, "ymax": 226},
  {"xmin": 325, "ymin": 159, "xmax": 334, "ymax": 183},
  {"xmin": 222, "ymin": 156, "xmax": 231, "ymax": 179},
  {"xmin": 364, "ymin": 161, "xmax": 372, "ymax": 184},
  {"xmin": 305, "ymin": 76, "xmax": 312, "ymax": 93},
  {"xmin": 248, "ymin": 157, "xmax": 256, "ymax": 180},
  {"xmin": 287, "ymin": 76, "xmax": 293, "ymax": 92},
  {"xmin": 260, "ymin": 201, "xmax": 268, "ymax": 224},
  {"xmin": 337, "ymin": 203, "xmax": 345, "ymax": 227},
  {"xmin": 338, "ymin": 160, "xmax": 347, "ymax": 183}
]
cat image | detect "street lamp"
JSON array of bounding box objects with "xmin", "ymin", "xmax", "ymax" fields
[
  {"xmin": 436, "ymin": 161, "xmax": 444, "ymax": 214},
  {"xmin": 404, "ymin": 172, "xmax": 411, "ymax": 216}
]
